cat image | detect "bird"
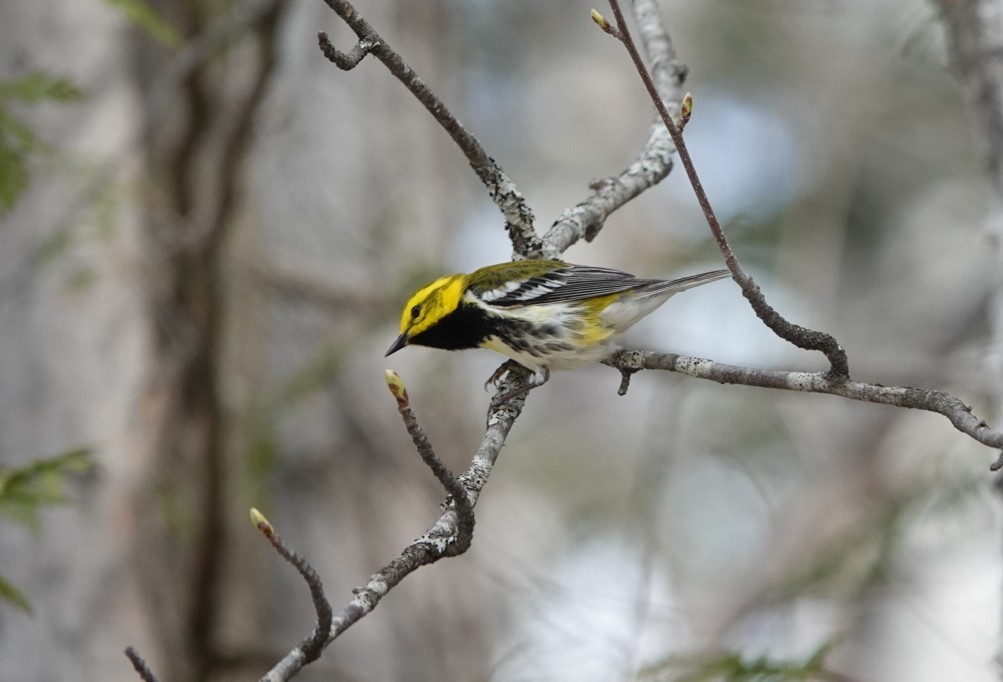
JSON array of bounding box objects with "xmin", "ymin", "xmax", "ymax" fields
[{"xmin": 386, "ymin": 259, "xmax": 729, "ymax": 400}]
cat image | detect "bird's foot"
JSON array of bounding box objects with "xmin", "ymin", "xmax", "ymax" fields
[
  {"xmin": 489, "ymin": 365, "xmax": 550, "ymax": 408},
  {"xmin": 484, "ymin": 359, "xmax": 525, "ymax": 392}
]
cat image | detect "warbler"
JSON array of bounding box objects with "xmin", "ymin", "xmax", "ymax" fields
[{"xmin": 386, "ymin": 260, "xmax": 729, "ymax": 397}]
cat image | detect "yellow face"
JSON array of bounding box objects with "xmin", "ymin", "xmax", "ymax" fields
[{"xmin": 397, "ymin": 275, "xmax": 466, "ymax": 339}]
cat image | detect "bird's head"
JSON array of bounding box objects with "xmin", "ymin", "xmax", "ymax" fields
[{"xmin": 386, "ymin": 274, "xmax": 467, "ymax": 356}]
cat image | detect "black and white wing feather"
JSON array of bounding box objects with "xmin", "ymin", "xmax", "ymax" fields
[{"xmin": 481, "ymin": 264, "xmax": 728, "ymax": 307}]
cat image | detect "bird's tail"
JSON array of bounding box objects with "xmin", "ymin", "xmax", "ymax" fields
[{"xmin": 637, "ymin": 269, "xmax": 731, "ymax": 297}]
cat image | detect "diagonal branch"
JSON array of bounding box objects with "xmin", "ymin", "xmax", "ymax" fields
[
  {"xmin": 386, "ymin": 371, "xmax": 474, "ymax": 549},
  {"xmin": 317, "ymin": 0, "xmax": 541, "ymax": 259},
  {"xmin": 541, "ymin": 0, "xmax": 688, "ymax": 258},
  {"xmin": 124, "ymin": 647, "xmax": 159, "ymax": 682},
  {"xmin": 251, "ymin": 509, "xmax": 333, "ymax": 666},
  {"xmin": 259, "ymin": 370, "xmax": 528, "ymax": 681},
  {"xmin": 600, "ymin": 0, "xmax": 849, "ymax": 379}
]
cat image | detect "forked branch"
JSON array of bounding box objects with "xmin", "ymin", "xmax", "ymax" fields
[
  {"xmin": 259, "ymin": 371, "xmax": 526, "ymax": 681},
  {"xmin": 595, "ymin": 0, "xmax": 1002, "ymax": 466},
  {"xmin": 599, "ymin": 0, "xmax": 849, "ymax": 378},
  {"xmin": 605, "ymin": 350, "xmax": 1003, "ymax": 469},
  {"xmin": 542, "ymin": 0, "xmax": 691, "ymax": 257},
  {"xmin": 386, "ymin": 370, "xmax": 474, "ymax": 547}
]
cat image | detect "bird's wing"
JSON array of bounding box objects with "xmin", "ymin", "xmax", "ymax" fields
[{"xmin": 477, "ymin": 264, "xmax": 650, "ymax": 307}]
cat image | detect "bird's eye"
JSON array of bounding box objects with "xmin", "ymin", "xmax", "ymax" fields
[{"xmin": 410, "ymin": 305, "xmax": 421, "ymax": 319}]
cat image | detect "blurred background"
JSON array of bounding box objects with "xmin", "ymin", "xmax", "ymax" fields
[{"xmin": 0, "ymin": 0, "xmax": 1000, "ymax": 680}]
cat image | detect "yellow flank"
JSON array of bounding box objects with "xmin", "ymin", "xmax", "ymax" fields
[
  {"xmin": 399, "ymin": 275, "xmax": 466, "ymax": 336},
  {"xmin": 578, "ymin": 293, "xmax": 621, "ymax": 346}
]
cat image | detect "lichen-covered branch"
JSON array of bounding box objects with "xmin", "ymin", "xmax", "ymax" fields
[
  {"xmin": 541, "ymin": 0, "xmax": 687, "ymax": 258},
  {"xmin": 599, "ymin": 0, "xmax": 849, "ymax": 378},
  {"xmin": 258, "ymin": 371, "xmax": 527, "ymax": 681},
  {"xmin": 606, "ymin": 350, "xmax": 1003, "ymax": 468},
  {"xmin": 317, "ymin": 0, "xmax": 540, "ymax": 258}
]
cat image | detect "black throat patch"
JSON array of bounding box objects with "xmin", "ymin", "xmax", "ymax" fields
[{"xmin": 409, "ymin": 303, "xmax": 497, "ymax": 351}]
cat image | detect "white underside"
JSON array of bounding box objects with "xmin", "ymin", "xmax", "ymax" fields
[
  {"xmin": 598, "ymin": 292, "xmax": 677, "ymax": 332},
  {"xmin": 481, "ymin": 335, "xmax": 617, "ymax": 372},
  {"xmin": 474, "ymin": 293, "xmax": 682, "ymax": 372}
]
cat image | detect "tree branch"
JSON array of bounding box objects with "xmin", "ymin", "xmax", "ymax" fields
[
  {"xmin": 606, "ymin": 350, "xmax": 1003, "ymax": 469},
  {"xmin": 596, "ymin": 0, "xmax": 1003, "ymax": 468},
  {"xmin": 599, "ymin": 0, "xmax": 850, "ymax": 379},
  {"xmin": 259, "ymin": 370, "xmax": 527, "ymax": 681},
  {"xmin": 317, "ymin": 0, "xmax": 541, "ymax": 259},
  {"xmin": 386, "ymin": 371, "xmax": 474, "ymax": 549},
  {"xmin": 251, "ymin": 509, "xmax": 333, "ymax": 666},
  {"xmin": 541, "ymin": 0, "xmax": 688, "ymax": 258},
  {"xmin": 124, "ymin": 646, "xmax": 159, "ymax": 682}
]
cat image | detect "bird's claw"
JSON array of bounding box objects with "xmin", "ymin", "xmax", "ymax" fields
[
  {"xmin": 487, "ymin": 365, "xmax": 550, "ymax": 408},
  {"xmin": 484, "ymin": 360, "xmax": 523, "ymax": 392}
]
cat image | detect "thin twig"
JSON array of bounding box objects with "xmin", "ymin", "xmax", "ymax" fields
[
  {"xmin": 386, "ymin": 371, "xmax": 475, "ymax": 548},
  {"xmin": 317, "ymin": 0, "xmax": 541, "ymax": 259},
  {"xmin": 124, "ymin": 646, "xmax": 159, "ymax": 682},
  {"xmin": 602, "ymin": 0, "xmax": 849, "ymax": 378},
  {"xmin": 251, "ymin": 509, "xmax": 333, "ymax": 666},
  {"xmin": 259, "ymin": 383, "xmax": 524, "ymax": 681},
  {"xmin": 542, "ymin": 0, "xmax": 688, "ymax": 258},
  {"xmin": 317, "ymin": 32, "xmax": 374, "ymax": 69},
  {"xmin": 316, "ymin": 1, "xmax": 547, "ymax": 413}
]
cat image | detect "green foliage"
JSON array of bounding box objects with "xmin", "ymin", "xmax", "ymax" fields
[
  {"xmin": 103, "ymin": 0, "xmax": 183, "ymax": 49},
  {"xmin": 0, "ymin": 448, "xmax": 94, "ymax": 612},
  {"xmin": 0, "ymin": 448, "xmax": 93, "ymax": 531},
  {"xmin": 0, "ymin": 575, "xmax": 32, "ymax": 614},
  {"xmin": 0, "ymin": 131, "xmax": 29, "ymax": 214},
  {"xmin": 0, "ymin": 72, "xmax": 83, "ymax": 103},
  {"xmin": 638, "ymin": 642, "xmax": 837, "ymax": 682},
  {"xmin": 0, "ymin": 71, "xmax": 83, "ymax": 217}
]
